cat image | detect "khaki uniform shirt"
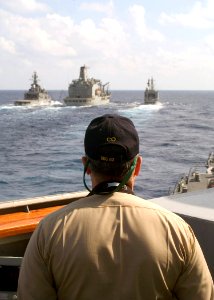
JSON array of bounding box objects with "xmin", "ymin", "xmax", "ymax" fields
[{"xmin": 18, "ymin": 193, "xmax": 213, "ymax": 300}]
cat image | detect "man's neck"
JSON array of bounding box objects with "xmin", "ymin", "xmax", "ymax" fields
[{"xmin": 88, "ymin": 181, "xmax": 134, "ymax": 196}]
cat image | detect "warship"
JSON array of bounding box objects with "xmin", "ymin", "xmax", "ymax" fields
[
  {"xmin": 64, "ymin": 65, "xmax": 110, "ymax": 106},
  {"xmin": 1, "ymin": 189, "xmax": 214, "ymax": 298},
  {"xmin": 14, "ymin": 72, "xmax": 52, "ymax": 106},
  {"xmin": 144, "ymin": 77, "xmax": 159, "ymax": 104},
  {"xmin": 171, "ymin": 152, "xmax": 214, "ymax": 194}
]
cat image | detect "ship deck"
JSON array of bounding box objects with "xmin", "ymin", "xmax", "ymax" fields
[
  {"xmin": 151, "ymin": 188, "xmax": 214, "ymax": 278},
  {"xmin": 0, "ymin": 189, "xmax": 213, "ymax": 296},
  {"xmin": 0, "ymin": 191, "xmax": 87, "ymax": 240}
]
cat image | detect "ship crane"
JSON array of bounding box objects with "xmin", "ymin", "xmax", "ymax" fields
[
  {"xmin": 101, "ymin": 82, "xmax": 110, "ymax": 95},
  {"xmin": 102, "ymin": 82, "xmax": 109, "ymax": 88}
]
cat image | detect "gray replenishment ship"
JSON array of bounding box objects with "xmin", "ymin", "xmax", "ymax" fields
[
  {"xmin": 14, "ymin": 72, "xmax": 52, "ymax": 106},
  {"xmin": 170, "ymin": 152, "xmax": 214, "ymax": 194},
  {"xmin": 64, "ymin": 65, "xmax": 110, "ymax": 106},
  {"xmin": 144, "ymin": 78, "xmax": 159, "ymax": 104}
]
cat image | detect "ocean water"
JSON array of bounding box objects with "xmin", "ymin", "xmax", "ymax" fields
[{"xmin": 0, "ymin": 90, "xmax": 213, "ymax": 201}]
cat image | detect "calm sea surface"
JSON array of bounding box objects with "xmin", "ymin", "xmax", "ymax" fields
[{"xmin": 0, "ymin": 90, "xmax": 213, "ymax": 201}]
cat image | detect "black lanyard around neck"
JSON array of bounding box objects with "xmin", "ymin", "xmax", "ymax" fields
[{"xmin": 88, "ymin": 181, "xmax": 134, "ymax": 196}]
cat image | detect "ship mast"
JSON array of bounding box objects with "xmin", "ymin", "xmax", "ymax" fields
[
  {"xmin": 151, "ymin": 77, "xmax": 154, "ymax": 90},
  {"xmin": 31, "ymin": 71, "xmax": 39, "ymax": 88}
]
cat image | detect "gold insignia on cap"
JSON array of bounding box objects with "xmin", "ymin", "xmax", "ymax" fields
[{"xmin": 107, "ymin": 137, "xmax": 117, "ymax": 142}]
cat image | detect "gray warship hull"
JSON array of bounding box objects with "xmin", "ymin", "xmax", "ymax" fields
[
  {"xmin": 144, "ymin": 94, "xmax": 159, "ymax": 105},
  {"xmin": 64, "ymin": 95, "xmax": 110, "ymax": 106},
  {"xmin": 14, "ymin": 97, "xmax": 52, "ymax": 107}
]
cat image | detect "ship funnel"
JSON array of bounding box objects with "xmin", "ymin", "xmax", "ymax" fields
[{"xmin": 79, "ymin": 65, "xmax": 88, "ymax": 81}]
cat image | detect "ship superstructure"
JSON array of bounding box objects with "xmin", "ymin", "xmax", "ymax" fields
[
  {"xmin": 171, "ymin": 152, "xmax": 214, "ymax": 194},
  {"xmin": 64, "ymin": 65, "xmax": 110, "ymax": 106},
  {"xmin": 14, "ymin": 72, "xmax": 52, "ymax": 106},
  {"xmin": 144, "ymin": 78, "xmax": 159, "ymax": 104}
]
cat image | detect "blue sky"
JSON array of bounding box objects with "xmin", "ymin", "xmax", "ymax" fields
[{"xmin": 0, "ymin": 0, "xmax": 214, "ymax": 90}]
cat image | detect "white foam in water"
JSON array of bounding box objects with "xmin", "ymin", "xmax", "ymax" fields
[
  {"xmin": 118, "ymin": 102, "xmax": 164, "ymax": 121},
  {"xmin": 136, "ymin": 102, "xmax": 164, "ymax": 110},
  {"xmin": 50, "ymin": 100, "xmax": 63, "ymax": 106}
]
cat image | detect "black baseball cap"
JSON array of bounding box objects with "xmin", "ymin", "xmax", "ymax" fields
[{"xmin": 84, "ymin": 114, "xmax": 139, "ymax": 162}]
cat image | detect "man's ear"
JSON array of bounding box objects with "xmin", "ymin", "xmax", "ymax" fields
[
  {"xmin": 134, "ymin": 156, "xmax": 142, "ymax": 176},
  {"xmin": 82, "ymin": 156, "xmax": 91, "ymax": 174}
]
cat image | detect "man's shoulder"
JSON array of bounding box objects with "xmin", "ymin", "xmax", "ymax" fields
[
  {"xmin": 108, "ymin": 193, "xmax": 189, "ymax": 225},
  {"xmin": 108, "ymin": 192, "xmax": 171, "ymax": 212}
]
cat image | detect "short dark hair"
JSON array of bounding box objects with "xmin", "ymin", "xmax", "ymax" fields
[{"xmin": 88, "ymin": 158, "xmax": 134, "ymax": 180}]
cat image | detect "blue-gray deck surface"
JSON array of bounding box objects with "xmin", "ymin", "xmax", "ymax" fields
[{"xmin": 150, "ymin": 189, "xmax": 214, "ymax": 279}]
